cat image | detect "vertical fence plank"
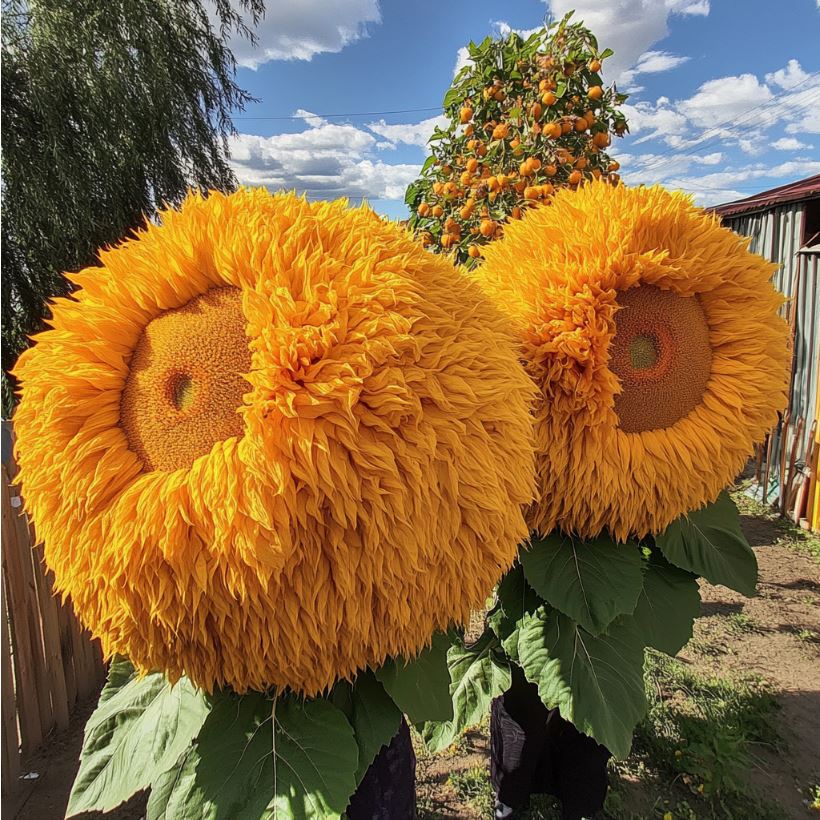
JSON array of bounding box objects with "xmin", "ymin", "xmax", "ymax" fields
[
  {"xmin": 1, "ymin": 466, "xmax": 43, "ymax": 755},
  {"xmin": 31, "ymin": 543, "xmax": 70, "ymax": 730},
  {"xmin": 1, "ymin": 578, "xmax": 21, "ymax": 792}
]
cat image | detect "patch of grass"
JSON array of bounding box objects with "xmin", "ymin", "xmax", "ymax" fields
[
  {"xmin": 448, "ymin": 766, "xmax": 494, "ymax": 817},
  {"xmin": 616, "ymin": 651, "xmax": 782, "ymax": 819},
  {"xmin": 723, "ymin": 612, "xmax": 758, "ymax": 635}
]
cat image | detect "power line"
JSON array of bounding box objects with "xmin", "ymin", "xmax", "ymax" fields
[
  {"xmin": 234, "ymin": 106, "xmax": 442, "ymax": 121},
  {"xmin": 629, "ymin": 72, "xmax": 820, "ymax": 175}
]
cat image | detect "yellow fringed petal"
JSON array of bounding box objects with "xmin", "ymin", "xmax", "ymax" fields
[
  {"xmin": 13, "ymin": 189, "xmax": 536, "ymax": 695},
  {"xmin": 474, "ymin": 181, "xmax": 790, "ymax": 541}
]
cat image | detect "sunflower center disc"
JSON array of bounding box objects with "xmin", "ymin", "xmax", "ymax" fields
[
  {"xmin": 120, "ymin": 286, "xmax": 251, "ymax": 472},
  {"xmin": 610, "ymin": 285, "xmax": 712, "ymax": 433}
]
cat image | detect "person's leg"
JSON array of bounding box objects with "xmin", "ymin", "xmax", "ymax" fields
[
  {"xmin": 490, "ymin": 665, "xmax": 553, "ymax": 817},
  {"xmin": 346, "ymin": 718, "xmax": 416, "ymax": 820},
  {"xmin": 545, "ymin": 710, "xmax": 611, "ymax": 820}
]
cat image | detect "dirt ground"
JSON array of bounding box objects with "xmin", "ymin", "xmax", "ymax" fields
[{"xmin": 4, "ymin": 506, "xmax": 819, "ymax": 820}]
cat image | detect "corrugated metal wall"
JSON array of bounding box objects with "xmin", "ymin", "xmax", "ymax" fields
[{"xmin": 723, "ymin": 203, "xmax": 819, "ymax": 525}]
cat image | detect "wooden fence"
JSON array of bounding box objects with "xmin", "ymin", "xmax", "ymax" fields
[{"xmin": 1, "ymin": 455, "xmax": 106, "ymax": 794}]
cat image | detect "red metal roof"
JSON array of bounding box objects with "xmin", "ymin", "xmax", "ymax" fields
[{"xmin": 711, "ymin": 174, "xmax": 820, "ymax": 218}]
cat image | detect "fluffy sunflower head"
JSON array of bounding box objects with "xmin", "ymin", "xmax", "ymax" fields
[
  {"xmin": 13, "ymin": 189, "xmax": 535, "ymax": 694},
  {"xmin": 475, "ymin": 181, "xmax": 790, "ymax": 540}
]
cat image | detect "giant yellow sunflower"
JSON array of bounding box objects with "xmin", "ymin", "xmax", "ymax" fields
[
  {"xmin": 475, "ymin": 181, "xmax": 789, "ymax": 540},
  {"xmin": 13, "ymin": 189, "xmax": 535, "ymax": 695}
]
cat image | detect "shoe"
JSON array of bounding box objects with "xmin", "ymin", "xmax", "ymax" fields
[{"xmin": 495, "ymin": 800, "xmax": 515, "ymax": 819}]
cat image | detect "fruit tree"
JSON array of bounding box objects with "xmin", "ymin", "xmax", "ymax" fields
[{"xmin": 405, "ymin": 14, "xmax": 629, "ymax": 265}]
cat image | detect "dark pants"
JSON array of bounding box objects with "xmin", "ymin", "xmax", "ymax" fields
[
  {"xmin": 347, "ymin": 717, "xmax": 416, "ymax": 820},
  {"xmin": 490, "ymin": 667, "xmax": 611, "ymax": 820}
]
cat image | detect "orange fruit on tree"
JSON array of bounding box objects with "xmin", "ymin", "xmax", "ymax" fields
[
  {"xmin": 524, "ymin": 186, "xmax": 540, "ymax": 200},
  {"xmin": 593, "ymin": 132, "xmax": 611, "ymax": 149},
  {"xmin": 492, "ymin": 123, "xmax": 510, "ymax": 140},
  {"xmin": 589, "ymin": 59, "xmax": 602, "ymax": 72},
  {"xmin": 587, "ymin": 85, "xmax": 603, "ymax": 100},
  {"xmin": 431, "ymin": 204, "xmax": 444, "ymax": 218},
  {"xmin": 530, "ymin": 102, "xmax": 543, "ymax": 120},
  {"xmin": 460, "ymin": 106, "xmax": 474, "ymax": 123},
  {"xmin": 418, "ymin": 202, "xmax": 430, "ymax": 216},
  {"xmin": 440, "ymin": 233, "xmax": 455, "ymax": 249},
  {"xmin": 466, "ymin": 158, "xmax": 479, "ymax": 173},
  {"xmin": 575, "ymin": 118, "xmax": 588, "ymax": 132},
  {"xmin": 544, "ymin": 164, "xmax": 557, "ymax": 177},
  {"xmin": 541, "ymin": 91, "xmax": 557, "ymax": 106},
  {"xmin": 544, "ymin": 122, "xmax": 560, "ymax": 139},
  {"xmin": 480, "ymin": 219, "xmax": 497, "ymax": 237},
  {"xmin": 468, "ymin": 245, "xmax": 481, "ymax": 259},
  {"xmin": 568, "ymin": 170, "xmax": 583, "ymax": 184},
  {"xmin": 608, "ymin": 160, "xmax": 620, "ymax": 171}
]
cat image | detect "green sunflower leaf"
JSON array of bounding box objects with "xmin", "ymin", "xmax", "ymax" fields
[
  {"xmin": 375, "ymin": 631, "xmax": 454, "ymax": 723},
  {"xmin": 633, "ymin": 552, "xmax": 701, "ymax": 656},
  {"xmin": 520, "ymin": 531, "xmax": 644, "ymax": 635},
  {"xmin": 330, "ymin": 671, "xmax": 402, "ymax": 784},
  {"xmin": 67, "ymin": 668, "xmax": 209, "ymax": 816},
  {"xmin": 420, "ymin": 629, "xmax": 512, "ymax": 752},
  {"xmin": 656, "ymin": 491, "xmax": 758, "ymax": 596},
  {"xmin": 146, "ymin": 691, "xmax": 358, "ymax": 820},
  {"xmin": 516, "ymin": 608, "xmax": 647, "ymax": 758},
  {"xmin": 487, "ymin": 564, "xmax": 541, "ymax": 642}
]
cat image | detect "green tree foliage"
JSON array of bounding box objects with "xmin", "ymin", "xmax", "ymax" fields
[
  {"xmin": 405, "ymin": 13, "xmax": 629, "ymax": 266},
  {"xmin": 1, "ymin": 0, "xmax": 263, "ymax": 412}
]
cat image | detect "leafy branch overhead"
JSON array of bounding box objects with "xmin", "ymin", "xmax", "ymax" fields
[{"xmin": 406, "ymin": 12, "xmax": 629, "ymax": 265}]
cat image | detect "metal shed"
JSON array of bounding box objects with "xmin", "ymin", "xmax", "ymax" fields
[{"xmin": 712, "ymin": 175, "xmax": 820, "ymax": 530}]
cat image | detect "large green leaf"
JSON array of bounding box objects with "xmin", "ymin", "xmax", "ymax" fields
[
  {"xmin": 330, "ymin": 671, "xmax": 402, "ymax": 784},
  {"xmin": 421, "ymin": 629, "xmax": 512, "ymax": 752},
  {"xmin": 487, "ymin": 564, "xmax": 541, "ymax": 642},
  {"xmin": 147, "ymin": 691, "xmax": 358, "ymax": 820},
  {"xmin": 656, "ymin": 492, "xmax": 757, "ymax": 596},
  {"xmin": 516, "ymin": 608, "xmax": 646, "ymax": 758},
  {"xmin": 374, "ymin": 631, "xmax": 454, "ymax": 723},
  {"xmin": 67, "ymin": 669, "xmax": 209, "ymax": 816},
  {"xmin": 520, "ymin": 532, "xmax": 644, "ymax": 635},
  {"xmin": 633, "ymin": 553, "xmax": 701, "ymax": 656}
]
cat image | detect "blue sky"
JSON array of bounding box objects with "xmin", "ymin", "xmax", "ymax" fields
[{"xmin": 225, "ymin": 0, "xmax": 820, "ymax": 218}]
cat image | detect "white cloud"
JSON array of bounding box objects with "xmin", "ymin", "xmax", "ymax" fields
[
  {"xmin": 766, "ymin": 59, "xmax": 810, "ymax": 89},
  {"xmin": 453, "ymin": 46, "xmax": 472, "ymax": 77},
  {"xmin": 545, "ymin": 0, "xmax": 708, "ymax": 83},
  {"xmin": 225, "ymin": 0, "xmax": 381, "ymax": 68},
  {"xmin": 228, "ymin": 114, "xmax": 420, "ymax": 200},
  {"xmin": 771, "ymin": 137, "xmax": 812, "ymax": 151},
  {"xmin": 619, "ymin": 58, "xmax": 820, "ymax": 155},
  {"xmin": 619, "ymin": 153, "xmax": 820, "ymax": 207},
  {"xmin": 677, "ymin": 73, "xmax": 773, "ymax": 128},
  {"xmin": 367, "ymin": 116, "xmax": 448, "ymax": 149},
  {"xmin": 620, "ymin": 50, "xmax": 690, "ymax": 89}
]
